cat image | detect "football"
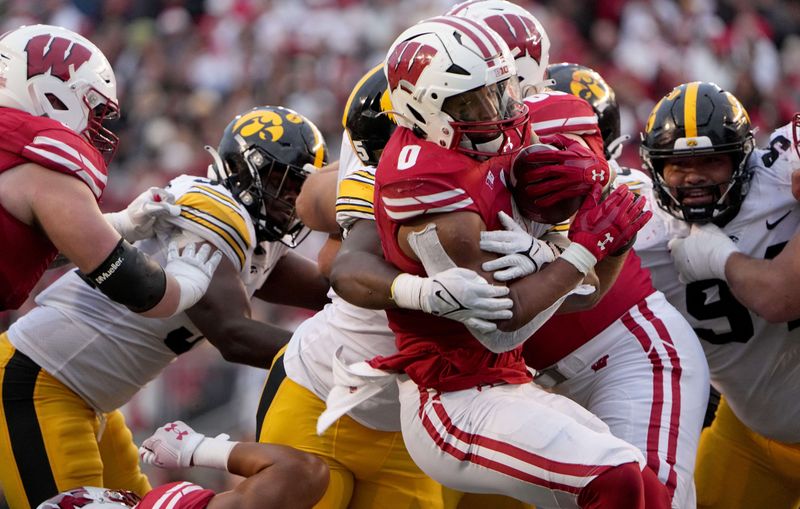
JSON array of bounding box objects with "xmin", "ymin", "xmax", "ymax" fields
[{"xmin": 513, "ymin": 186, "xmax": 583, "ymax": 225}]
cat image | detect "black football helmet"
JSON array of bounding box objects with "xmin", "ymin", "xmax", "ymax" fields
[
  {"xmin": 207, "ymin": 105, "xmax": 328, "ymax": 246},
  {"xmin": 343, "ymin": 63, "xmax": 396, "ymax": 166},
  {"xmin": 546, "ymin": 62, "xmax": 622, "ymax": 160},
  {"xmin": 640, "ymin": 81, "xmax": 754, "ymax": 224}
]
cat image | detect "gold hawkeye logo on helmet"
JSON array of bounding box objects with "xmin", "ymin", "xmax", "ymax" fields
[{"xmin": 232, "ymin": 109, "xmax": 298, "ymax": 142}]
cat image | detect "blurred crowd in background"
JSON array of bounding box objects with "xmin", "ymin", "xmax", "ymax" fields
[{"xmin": 0, "ymin": 0, "xmax": 799, "ymax": 497}]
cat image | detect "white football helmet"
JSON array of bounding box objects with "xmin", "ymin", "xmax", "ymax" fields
[
  {"xmin": 37, "ymin": 487, "xmax": 140, "ymax": 508},
  {"xmin": 0, "ymin": 25, "xmax": 120, "ymax": 161},
  {"xmin": 384, "ymin": 15, "xmax": 529, "ymax": 158},
  {"xmin": 448, "ymin": 0, "xmax": 551, "ymax": 96}
]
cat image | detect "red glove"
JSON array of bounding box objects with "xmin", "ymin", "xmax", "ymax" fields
[
  {"xmin": 512, "ymin": 133, "xmax": 610, "ymax": 209},
  {"xmin": 568, "ymin": 185, "xmax": 652, "ymax": 262}
]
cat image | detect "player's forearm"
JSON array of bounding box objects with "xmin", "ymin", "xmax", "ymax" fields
[
  {"xmin": 498, "ymin": 258, "xmax": 584, "ymax": 331},
  {"xmin": 330, "ymin": 247, "xmax": 400, "ymax": 310},
  {"xmin": 557, "ymin": 249, "xmax": 629, "ymax": 313},
  {"xmin": 725, "ymin": 253, "xmax": 800, "ymax": 322},
  {"xmin": 140, "ymin": 275, "xmax": 181, "ymax": 317},
  {"xmin": 209, "ymin": 443, "xmax": 328, "ymax": 509},
  {"xmin": 203, "ymin": 318, "xmax": 293, "ymax": 368}
]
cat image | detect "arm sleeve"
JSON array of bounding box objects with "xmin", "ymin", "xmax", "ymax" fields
[{"xmin": 379, "ymin": 177, "xmax": 480, "ymax": 224}]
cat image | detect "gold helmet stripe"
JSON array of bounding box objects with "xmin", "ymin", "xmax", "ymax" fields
[
  {"xmin": 683, "ymin": 82, "xmax": 700, "ymax": 138},
  {"xmin": 342, "ymin": 63, "xmax": 384, "ymax": 129}
]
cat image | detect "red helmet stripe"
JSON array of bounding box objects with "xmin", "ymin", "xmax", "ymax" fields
[
  {"xmin": 430, "ymin": 16, "xmax": 497, "ymax": 61},
  {"xmin": 455, "ymin": 15, "xmax": 504, "ymax": 55}
]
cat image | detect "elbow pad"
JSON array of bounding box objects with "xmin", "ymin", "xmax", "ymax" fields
[{"xmin": 80, "ymin": 239, "xmax": 166, "ymax": 312}]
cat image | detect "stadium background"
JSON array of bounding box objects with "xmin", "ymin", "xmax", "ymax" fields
[{"xmin": 0, "ymin": 0, "xmax": 799, "ymax": 501}]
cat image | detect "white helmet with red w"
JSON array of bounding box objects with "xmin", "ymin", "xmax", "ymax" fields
[
  {"xmin": 384, "ymin": 15, "xmax": 529, "ymax": 158},
  {"xmin": 0, "ymin": 25, "xmax": 120, "ymax": 161},
  {"xmin": 447, "ymin": 0, "xmax": 551, "ymax": 96}
]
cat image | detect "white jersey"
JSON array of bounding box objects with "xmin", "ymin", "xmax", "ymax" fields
[
  {"xmin": 283, "ymin": 131, "xmax": 399, "ymax": 431},
  {"xmin": 7, "ymin": 175, "xmax": 287, "ymax": 412},
  {"xmin": 635, "ymin": 126, "xmax": 800, "ymax": 442}
]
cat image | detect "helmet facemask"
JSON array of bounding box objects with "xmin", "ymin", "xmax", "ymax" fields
[
  {"xmin": 83, "ymin": 87, "xmax": 120, "ymax": 163},
  {"xmin": 210, "ymin": 136, "xmax": 312, "ymax": 247},
  {"xmin": 443, "ymin": 78, "xmax": 530, "ymax": 158},
  {"xmin": 648, "ymin": 141, "xmax": 754, "ymax": 225}
]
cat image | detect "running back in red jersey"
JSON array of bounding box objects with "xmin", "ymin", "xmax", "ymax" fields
[{"xmin": 370, "ymin": 126, "xmax": 531, "ymax": 392}]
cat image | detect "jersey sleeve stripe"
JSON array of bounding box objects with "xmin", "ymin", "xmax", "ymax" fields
[
  {"xmin": 547, "ymin": 223, "xmax": 570, "ymax": 233},
  {"xmin": 150, "ymin": 481, "xmax": 194, "ymax": 509},
  {"xmin": 385, "ymin": 197, "xmax": 475, "ymax": 220},
  {"xmin": 336, "ymin": 196, "xmax": 374, "ymax": 208},
  {"xmin": 532, "ymin": 115, "xmax": 598, "ymax": 132},
  {"xmin": 336, "ymin": 204, "xmax": 375, "ymax": 215},
  {"xmin": 193, "ymin": 184, "xmax": 240, "ymax": 209},
  {"xmin": 178, "ymin": 191, "xmax": 251, "ymax": 245},
  {"xmin": 22, "ymin": 145, "xmax": 102, "ymax": 197},
  {"xmin": 381, "ymin": 188, "xmax": 466, "ymax": 207},
  {"xmin": 28, "ymin": 135, "xmax": 107, "ymax": 186},
  {"xmin": 345, "ymin": 174, "xmax": 375, "ymax": 185},
  {"xmin": 179, "ymin": 209, "xmax": 246, "ymax": 270}
]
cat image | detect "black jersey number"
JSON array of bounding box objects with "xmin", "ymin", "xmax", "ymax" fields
[
  {"xmin": 761, "ymin": 135, "xmax": 791, "ymax": 168},
  {"xmin": 685, "ymin": 279, "xmax": 754, "ymax": 344},
  {"xmin": 686, "ymin": 240, "xmax": 799, "ymax": 344},
  {"xmin": 164, "ymin": 326, "xmax": 204, "ymax": 355}
]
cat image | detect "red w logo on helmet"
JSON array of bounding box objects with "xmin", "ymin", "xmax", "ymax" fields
[
  {"xmin": 386, "ymin": 41, "xmax": 438, "ymax": 93},
  {"xmin": 25, "ymin": 34, "xmax": 92, "ymax": 81},
  {"xmin": 484, "ymin": 14, "xmax": 543, "ymax": 64}
]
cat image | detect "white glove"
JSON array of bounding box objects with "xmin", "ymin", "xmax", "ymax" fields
[
  {"xmin": 668, "ymin": 223, "xmax": 738, "ymax": 283},
  {"xmin": 140, "ymin": 421, "xmax": 237, "ymax": 471},
  {"xmin": 391, "ymin": 268, "xmax": 513, "ymax": 332},
  {"xmin": 139, "ymin": 421, "xmax": 206, "ymax": 469},
  {"xmin": 165, "ymin": 242, "xmax": 223, "ymax": 314},
  {"xmin": 480, "ymin": 211, "xmax": 563, "ymax": 281},
  {"xmin": 105, "ymin": 187, "xmax": 181, "ymax": 242}
]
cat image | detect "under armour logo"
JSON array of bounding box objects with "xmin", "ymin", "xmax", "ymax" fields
[
  {"xmin": 591, "ymin": 354, "xmax": 609, "ymax": 372},
  {"xmin": 597, "ymin": 232, "xmax": 614, "ymax": 251},
  {"xmin": 591, "ymin": 169, "xmax": 605, "ymax": 182},
  {"xmin": 165, "ymin": 423, "xmax": 188, "ymax": 440}
]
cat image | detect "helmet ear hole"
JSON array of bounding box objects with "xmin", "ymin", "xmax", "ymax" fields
[{"xmin": 45, "ymin": 92, "xmax": 67, "ymax": 110}]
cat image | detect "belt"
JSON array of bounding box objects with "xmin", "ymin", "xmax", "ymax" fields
[{"xmin": 533, "ymin": 365, "xmax": 569, "ymax": 388}]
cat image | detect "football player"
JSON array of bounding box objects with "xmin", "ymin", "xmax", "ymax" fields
[
  {"xmin": 633, "ymin": 82, "xmax": 800, "ymax": 509},
  {"xmin": 332, "ymin": 2, "xmax": 706, "ymax": 505},
  {"xmin": 36, "ymin": 420, "xmax": 329, "ymax": 509},
  {"xmin": 257, "ymin": 64, "xmax": 512, "ymax": 509},
  {"xmin": 0, "ymin": 105, "xmax": 330, "ymax": 508},
  {"xmin": 474, "ymin": 59, "xmax": 709, "ymax": 509},
  {"xmin": 328, "ymin": 15, "xmax": 668, "ymax": 508},
  {"xmin": 0, "ymin": 25, "xmax": 220, "ymax": 318}
]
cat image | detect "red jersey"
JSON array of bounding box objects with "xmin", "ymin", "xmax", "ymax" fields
[
  {"xmin": 524, "ymin": 251, "xmax": 655, "ymax": 369},
  {"xmin": 138, "ymin": 482, "xmax": 216, "ymax": 509},
  {"xmin": 0, "ymin": 107, "xmax": 107, "ymax": 310},
  {"xmin": 513, "ymin": 91, "xmax": 655, "ymax": 367},
  {"xmin": 524, "ymin": 91, "xmax": 605, "ymax": 158},
  {"xmin": 370, "ymin": 127, "xmax": 531, "ymax": 392}
]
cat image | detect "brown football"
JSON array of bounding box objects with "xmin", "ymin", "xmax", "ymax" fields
[{"xmin": 513, "ymin": 187, "xmax": 583, "ymax": 225}]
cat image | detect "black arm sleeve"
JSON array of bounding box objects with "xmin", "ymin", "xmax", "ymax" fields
[{"xmin": 79, "ymin": 239, "xmax": 167, "ymax": 312}]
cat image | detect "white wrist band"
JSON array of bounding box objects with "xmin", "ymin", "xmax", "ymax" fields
[
  {"xmin": 191, "ymin": 436, "xmax": 238, "ymax": 471},
  {"xmin": 390, "ymin": 273, "xmax": 424, "ymax": 311},
  {"xmin": 560, "ymin": 243, "xmax": 598, "ymax": 275}
]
